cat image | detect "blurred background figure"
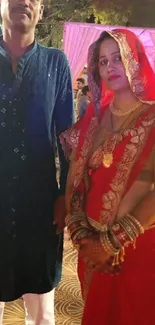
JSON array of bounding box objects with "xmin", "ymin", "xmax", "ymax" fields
[
  {"xmin": 82, "ymin": 66, "xmax": 88, "ymax": 84},
  {"xmin": 75, "ymin": 78, "xmax": 85, "ymax": 119},
  {"xmin": 78, "ymin": 85, "xmax": 91, "ymax": 119}
]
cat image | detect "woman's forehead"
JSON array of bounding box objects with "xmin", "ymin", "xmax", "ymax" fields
[{"xmin": 99, "ymin": 38, "xmax": 120, "ymax": 57}]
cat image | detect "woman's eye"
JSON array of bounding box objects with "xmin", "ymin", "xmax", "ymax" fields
[
  {"xmin": 99, "ymin": 59, "xmax": 108, "ymax": 66},
  {"xmin": 115, "ymin": 55, "xmax": 122, "ymax": 62}
]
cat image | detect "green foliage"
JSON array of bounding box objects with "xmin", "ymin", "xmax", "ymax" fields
[
  {"xmin": 36, "ymin": 0, "xmax": 155, "ymax": 48},
  {"xmin": 92, "ymin": 0, "xmax": 155, "ymax": 27},
  {"xmin": 36, "ymin": 0, "xmax": 93, "ymax": 48}
]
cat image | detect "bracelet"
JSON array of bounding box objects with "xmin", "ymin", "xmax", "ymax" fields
[
  {"xmin": 119, "ymin": 219, "xmax": 137, "ymax": 241},
  {"xmin": 66, "ymin": 214, "xmax": 88, "ymax": 228},
  {"xmin": 109, "ymin": 229, "xmax": 122, "ymax": 249},
  {"xmin": 66, "ymin": 213, "xmax": 93, "ymax": 247},
  {"xmin": 100, "ymin": 231, "xmax": 119, "ymax": 255},
  {"xmin": 100, "ymin": 214, "xmax": 144, "ymax": 266},
  {"xmin": 126, "ymin": 214, "xmax": 144, "ymax": 234},
  {"xmin": 111, "ymin": 214, "xmax": 144, "ymax": 244},
  {"xmin": 72, "ymin": 228, "xmax": 92, "ymax": 242},
  {"xmin": 111, "ymin": 223, "xmax": 132, "ymax": 247},
  {"xmin": 100, "ymin": 231, "xmax": 126, "ymax": 266}
]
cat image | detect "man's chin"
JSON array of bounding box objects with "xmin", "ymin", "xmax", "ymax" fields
[{"xmin": 13, "ymin": 21, "xmax": 31, "ymax": 33}]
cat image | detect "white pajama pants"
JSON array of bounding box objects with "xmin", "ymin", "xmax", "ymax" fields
[{"xmin": 0, "ymin": 289, "xmax": 55, "ymax": 325}]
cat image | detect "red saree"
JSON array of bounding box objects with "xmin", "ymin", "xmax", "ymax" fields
[
  {"xmin": 80, "ymin": 228, "xmax": 155, "ymax": 325},
  {"xmin": 60, "ymin": 29, "xmax": 155, "ymax": 325}
]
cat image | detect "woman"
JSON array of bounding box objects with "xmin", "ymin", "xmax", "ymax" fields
[{"xmin": 60, "ymin": 29, "xmax": 155, "ymax": 325}]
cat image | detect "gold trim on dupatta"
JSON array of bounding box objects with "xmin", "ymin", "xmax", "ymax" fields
[
  {"xmin": 100, "ymin": 114, "xmax": 155, "ymax": 226},
  {"xmin": 73, "ymin": 117, "xmax": 98, "ymax": 188},
  {"xmin": 107, "ymin": 31, "xmax": 155, "ymax": 105},
  {"xmin": 70, "ymin": 113, "xmax": 155, "ymax": 231},
  {"xmin": 59, "ymin": 127, "xmax": 80, "ymax": 159}
]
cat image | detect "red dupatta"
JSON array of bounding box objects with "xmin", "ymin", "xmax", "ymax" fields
[{"xmin": 60, "ymin": 29, "xmax": 155, "ymax": 233}]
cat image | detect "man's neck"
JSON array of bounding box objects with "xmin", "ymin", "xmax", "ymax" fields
[{"xmin": 2, "ymin": 27, "xmax": 35, "ymax": 60}]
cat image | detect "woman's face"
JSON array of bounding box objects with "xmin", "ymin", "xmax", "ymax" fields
[{"xmin": 98, "ymin": 38, "xmax": 130, "ymax": 91}]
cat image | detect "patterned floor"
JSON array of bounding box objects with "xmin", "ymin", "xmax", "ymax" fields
[{"xmin": 3, "ymin": 234, "xmax": 83, "ymax": 324}]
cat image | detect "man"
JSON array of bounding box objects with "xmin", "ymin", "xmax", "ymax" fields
[
  {"xmin": 76, "ymin": 77, "xmax": 85, "ymax": 102},
  {"xmin": 77, "ymin": 85, "xmax": 91, "ymax": 119},
  {"xmin": 75, "ymin": 78, "xmax": 85, "ymax": 119},
  {"xmin": 76, "ymin": 77, "xmax": 85, "ymax": 92},
  {"xmin": 0, "ymin": 0, "xmax": 74, "ymax": 324}
]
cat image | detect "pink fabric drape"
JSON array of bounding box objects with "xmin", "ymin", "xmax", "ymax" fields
[{"xmin": 63, "ymin": 22, "xmax": 155, "ymax": 83}]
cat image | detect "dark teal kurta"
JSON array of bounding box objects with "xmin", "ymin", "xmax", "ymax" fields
[{"xmin": 0, "ymin": 37, "xmax": 74, "ymax": 301}]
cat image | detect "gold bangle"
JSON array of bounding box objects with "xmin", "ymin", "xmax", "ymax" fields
[
  {"xmin": 100, "ymin": 231, "xmax": 119, "ymax": 255},
  {"xmin": 66, "ymin": 215, "xmax": 87, "ymax": 227},
  {"xmin": 126, "ymin": 214, "xmax": 144, "ymax": 234},
  {"xmin": 100, "ymin": 231, "xmax": 125, "ymax": 266},
  {"xmin": 72, "ymin": 229, "xmax": 92, "ymax": 242},
  {"xmin": 109, "ymin": 230, "xmax": 122, "ymax": 249},
  {"xmin": 123, "ymin": 217, "xmax": 139, "ymax": 237},
  {"xmin": 119, "ymin": 218, "xmax": 137, "ymax": 241}
]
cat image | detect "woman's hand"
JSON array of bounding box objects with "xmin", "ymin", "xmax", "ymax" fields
[
  {"xmin": 79, "ymin": 235, "xmax": 122, "ymax": 274},
  {"xmin": 79, "ymin": 234, "xmax": 110, "ymax": 267}
]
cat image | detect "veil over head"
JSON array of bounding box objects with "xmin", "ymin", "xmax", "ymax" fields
[{"xmin": 88, "ymin": 28, "xmax": 155, "ymax": 117}]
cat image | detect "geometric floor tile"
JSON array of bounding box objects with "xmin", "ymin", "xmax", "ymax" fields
[{"xmin": 3, "ymin": 233, "xmax": 83, "ymax": 324}]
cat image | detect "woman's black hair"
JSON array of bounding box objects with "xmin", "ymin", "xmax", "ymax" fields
[
  {"xmin": 82, "ymin": 85, "xmax": 89, "ymax": 95},
  {"xmin": 92, "ymin": 32, "xmax": 113, "ymax": 86}
]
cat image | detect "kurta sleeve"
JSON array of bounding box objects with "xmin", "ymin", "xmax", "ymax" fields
[{"xmin": 54, "ymin": 52, "xmax": 74, "ymax": 195}]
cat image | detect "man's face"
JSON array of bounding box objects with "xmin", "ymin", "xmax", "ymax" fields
[
  {"xmin": 1, "ymin": 0, "xmax": 44, "ymax": 33},
  {"xmin": 76, "ymin": 81, "xmax": 84, "ymax": 90}
]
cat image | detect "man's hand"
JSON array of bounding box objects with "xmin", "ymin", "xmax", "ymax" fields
[{"xmin": 53, "ymin": 195, "xmax": 66, "ymax": 234}]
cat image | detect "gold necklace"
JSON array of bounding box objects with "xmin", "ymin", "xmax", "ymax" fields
[
  {"xmin": 102, "ymin": 103, "xmax": 143, "ymax": 168},
  {"xmin": 109, "ymin": 100, "xmax": 142, "ymax": 117}
]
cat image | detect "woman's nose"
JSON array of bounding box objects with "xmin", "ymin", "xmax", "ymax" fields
[{"xmin": 107, "ymin": 61, "xmax": 114, "ymax": 73}]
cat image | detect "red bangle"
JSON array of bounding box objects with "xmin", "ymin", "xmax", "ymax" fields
[{"xmin": 111, "ymin": 223, "xmax": 132, "ymax": 247}]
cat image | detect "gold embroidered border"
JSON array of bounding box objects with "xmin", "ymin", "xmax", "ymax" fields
[
  {"xmin": 74, "ymin": 117, "xmax": 98, "ymax": 188},
  {"xmin": 99, "ymin": 115, "xmax": 155, "ymax": 226},
  {"xmin": 60, "ymin": 127, "xmax": 80, "ymax": 158},
  {"xmin": 88, "ymin": 115, "xmax": 155, "ymax": 171},
  {"xmin": 70, "ymin": 117, "xmax": 99, "ymax": 226},
  {"xmin": 108, "ymin": 31, "xmax": 155, "ymax": 105},
  {"xmin": 71, "ymin": 114, "xmax": 155, "ymax": 231}
]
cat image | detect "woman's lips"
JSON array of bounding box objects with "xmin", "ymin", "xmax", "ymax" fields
[{"xmin": 108, "ymin": 75, "xmax": 121, "ymax": 81}]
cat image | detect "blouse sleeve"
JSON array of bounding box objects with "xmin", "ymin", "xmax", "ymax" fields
[
  {"xmin": 59, "ymin": 120, "xmax": 81, "ymax": 159},
  {"xmin": 60, "ymin": 101, "xmax": 95, "ymax": 159}
]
